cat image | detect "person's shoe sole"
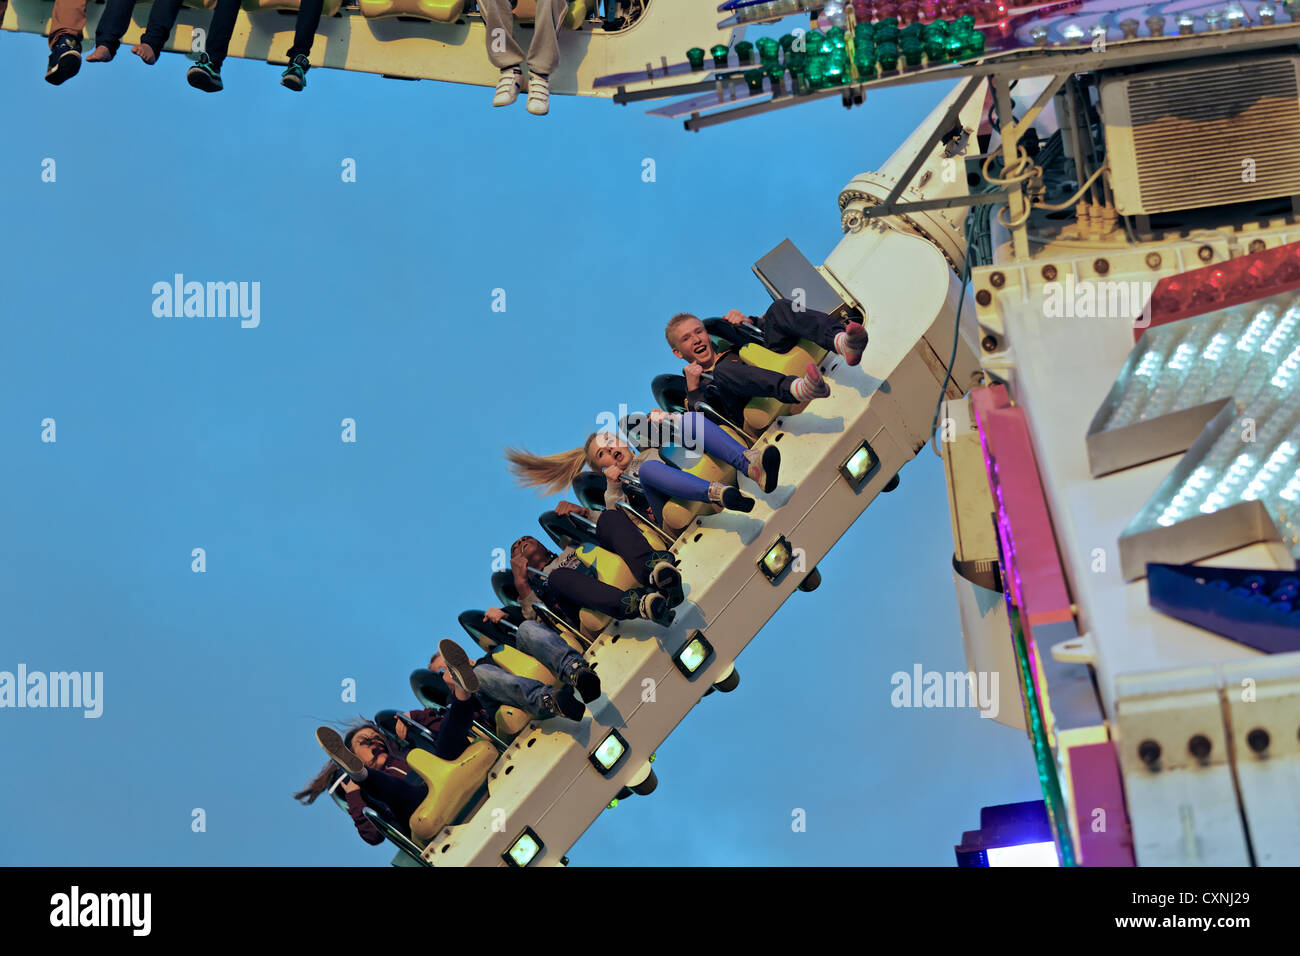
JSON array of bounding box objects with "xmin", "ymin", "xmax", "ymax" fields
[
  {"xmin": 574, "ymin": 666, "xmax": 601, "ymax": 703},
  {"xmin": 281, "ymin": 74, "xmax": 304, "ymax": 91},
  {"xmin": 187, "ymin": 67, "xmax": 223, "ymax": 92},
  {"xmin": 553, "ymin": 687, "xmax": 586, "ymax": 721},
  {"xmin": 759, "ymin": 445, "xmax": 781, "ymax": 493},
  {"xmin": 437, "ymin": 639, "xmax": 481, "ymax": 695},
  {"xmin": 316, "ymin": 726, "xmax": 365, "ymax": 777},
  {"xmin": 46, "ymin": 50, "xmax": 82, "ymax": 85},
  {"xmin": 720, "ymin": 486, "xmax": 755, "ymax": 513},
  {"xmin": 649, "ymin": 560, "xmax": 681, "ymax": 595}
]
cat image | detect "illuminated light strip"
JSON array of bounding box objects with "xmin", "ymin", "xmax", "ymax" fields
[
  {"xmin": 971, "ymin": 386, "xmax": 1074, "ymax": 626},
  {"xmin": 1065, "ymin": 741, "xmax": 1136, "ymax": 866},
  {"xmin": 1137, "ymin": 239, "xmax": 1300, "ymax": 342}
]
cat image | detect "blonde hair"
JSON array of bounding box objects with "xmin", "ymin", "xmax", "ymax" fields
[
  {"xmin": 506, "ymin": 432, "xmax": 601, "ymax": 495},
  {"xmin": 665, "ymin": 313, "xmax": 700, "ymax": 350}
]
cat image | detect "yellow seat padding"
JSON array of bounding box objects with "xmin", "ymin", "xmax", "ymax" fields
[
  {"xmin": 491, "ymin": 644, "xmax": 556, "ymax": 685},
  {"xmin": 405, "ymin": 740, "xmax": 497, "ymax": 845},
  {"xmin": 659, "ymin": 451, "xmax": 738, "ymax": 536},
  {"xmin": 496, "ymin": 707, "xmax": 531, "ymax": 738},
  {"xmin": 359, "ymin": 0, "xmax": 463, "ymax": 21},
  {"xmin": 242, "ymin": 0, "xmax": 342, "ymax": 13},
  {"xmin": 578, "ymin": 608, "xmax": 611, "ymax": 641},
  {"xmin": 561, "ymin": 0, "xmax": 594, "ymax": 28},
  {"xmin": 737, "ymin": 339, "xmax": 825, "ymax": 435},
  {"xmin": 513, "ymin": 0, "xmax": 537, "ymax": 17}
]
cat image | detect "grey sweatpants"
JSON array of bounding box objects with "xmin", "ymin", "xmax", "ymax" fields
[{"xmin": 478, "ymin": 0, "xmax": 565, "ymax": 76}]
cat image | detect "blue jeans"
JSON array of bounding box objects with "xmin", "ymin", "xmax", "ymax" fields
[
  {"xmin": 639, "ymin": 413, "xmax": 750, "ymax": 520},
  {"xmin": 474, "ymin": 620, "xmax": 582, "ymax": 716}
]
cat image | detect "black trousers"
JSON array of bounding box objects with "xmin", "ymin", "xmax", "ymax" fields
[
  {"xmin": 754, "ymin": 298, "xmax": 844, "ymax": 354},
  {"xmin": 287, "ymin": 0, "xmax": 325, "ymax": 59},
  {"xmin": 543, "ymin": 509, "xmax": 656, "ymax": 621},
  {"xmin": 201, "ymin": 0, "xmax": 243, "ymax": 66},
  {"xmin": 94, "ymin": 0, "xmax": 182, "ymax": 54}
]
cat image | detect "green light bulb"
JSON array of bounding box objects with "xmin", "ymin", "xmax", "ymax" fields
[
  {"xmin": 710, "ymin": 43, "xmax": 730, "ymax": 67},
  {"xmin": 686, "ymin": 47, "xmax": 706, "ymax": 70}
]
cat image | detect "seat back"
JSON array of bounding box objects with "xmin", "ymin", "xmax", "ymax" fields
[
  {"xmin": 736, "ymin": 338, "xmax": 826, "ymax": 434},
  {"xmin": 659, "ymin": 450, "xmax": 738, "ymax": 536},
  {"xmin": 561, "ymin": 0, "xmax": 595, "ymax": 28},
  {"xmin": 242, "ymin": 0, "xmax": 342, "ymax": 12},
  {"xmin": 458, "ymin": 609, "xmax": 515, "ymax": 653},
  {"xmin": 405, "ymin": 741, "xmax": 498, "ymax": 845},
  {"xmin": 358, "ymin": 0, "xmax": 464, "ymax": 21}
]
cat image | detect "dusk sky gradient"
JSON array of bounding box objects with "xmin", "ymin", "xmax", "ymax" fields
[{"xmin": 0, "ymin": 25, "xmax": 1042, "ymax": 866}]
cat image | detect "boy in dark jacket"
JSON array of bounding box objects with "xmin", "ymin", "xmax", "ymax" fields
[{"xmin": 665, "ymin": 299, "xmax": 868, "ymax": 428}]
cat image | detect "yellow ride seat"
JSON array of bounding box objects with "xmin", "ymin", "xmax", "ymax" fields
[
  {"xmin": 561, "ymin": 0, "xmax": 595, "ymax": 28},
  {"xmin": 736, "ymin": 338, "xmax": 826, "ymax": 435},
  {"xmin": 240, "ymin": 0, "xmax": 342, "ymax": 13},
  {"xmin": 570, "ymin": 522, "xmax": 665, "ymax": 639},
  {"xmin": 487, "ymin": 643, "xmax": 558, "ymax": 739},
  {"xmin": 405, "ymin": 740, "xmax": 497, "ymax": 846},
  {"xmin": 656, "ymin": 419, "xmax": 754, "ymax": 537},
  {"xmin": 358, "ymin": 0, "xmax": 463, "ymax": 22}
]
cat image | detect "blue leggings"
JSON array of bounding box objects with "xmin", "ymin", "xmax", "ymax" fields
[{"xmin": 639, "ymin": 414, "xmax": 749, "ymax": 520}]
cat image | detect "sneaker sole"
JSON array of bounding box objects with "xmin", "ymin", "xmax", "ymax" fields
[
  {"xmin": 574, "ymin": 668, "xmax": 602, "ymax": 703},
  {"xmin": 316, "ymin": 726, "xmax": 365, "ymax": 777},
  {"xmin": 46, "ymin": 51, "xmax": 82, "ymax": 85},
  {"xmin": 281, "ymin": 77, "xmax": 304, "ymax": 91},
  {"xmin": 760, "ymin": 445, "xmax": 781, "ymax": 493},
  {"xmin": 187, "ymin": 70, "xmax": 223, "ymax": 92},
  {"xmin": 650, "ymin": 561, "xmax": 681, "ymax": 594},
  {"xmin": 437, "ymin": 639, "xmax": 481, "ymax": 695}
]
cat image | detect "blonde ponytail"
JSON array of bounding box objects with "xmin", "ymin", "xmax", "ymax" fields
[{"xmin": 506, "ymin": 433, "xmax": 601, "ymax": 495}]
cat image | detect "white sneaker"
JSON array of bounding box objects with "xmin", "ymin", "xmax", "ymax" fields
[
  {"xmin": 493, "ymin": 68, "xmax": 521, "ymax": 107},
  {"xmin": 526, "ymin": 73, "xmax": 550, "ymax": 115}
]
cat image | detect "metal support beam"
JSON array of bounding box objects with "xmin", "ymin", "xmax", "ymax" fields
[
  {"xmin": 881, "ymin": 76, "xmax": 985, "ymax": 209},
  {"xmin": 993, "ymin": 75, "xmax": 1030, "ymax": 258},
  {"xmin": 857, "ymin": 190, "xmax": 1014, "ymax": 219}
]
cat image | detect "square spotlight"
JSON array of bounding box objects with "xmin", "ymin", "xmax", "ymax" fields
[
  {"xmin": 674, "ymin": 630, "xmax": 714, "ymax": 677},
  {"xmin": 590, "ymin": 730, "xmax": 629, "ymax": 775},
  {"xmin": 502, "ymin": 827, "xmax": 543, "ymax": 867},
  {"xmin": 839, "ymin": 440, "xmax": 880, "ymax": 488},
  {"xmin": 758, "ymin": 536, "xmax": 794, "ymax": 583}
]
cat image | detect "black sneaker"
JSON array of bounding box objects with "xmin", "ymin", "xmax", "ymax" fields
[
  {"xmin": 45, "ymin": 34, "xmax": 83, "ymax": 86},
  {"xmin": 280, "ymin": 53, "xmax": 309, "ymax": 91},
  {"xmin": 187, "ymin": 53, "xmax": 223, "ymax": 92},
  {"xmin": 719, "ymin": 486, "xmax": 755, "ymax": 513},
  {"xmin": 645, "ymin": 551, "xmax": 681, "ymax": 593},
  {"xmin": 564, "ymin": 661, "xmax": 602, "ymax": 703},
  {"xmin": 316, "ymin": 726, "xmax": 365, "ymax": 778},
  {"xmin": 437, "ymin": 639, "xmax": 481, "ymax": 696},
  {"xmin": 544, "ymin": 686, "xmax": 586, "ymax": 721}
]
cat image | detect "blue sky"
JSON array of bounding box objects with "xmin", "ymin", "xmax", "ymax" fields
[{"xmin": 0, "ymin": 28, "xmax": 1041, "ymax": 866}]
